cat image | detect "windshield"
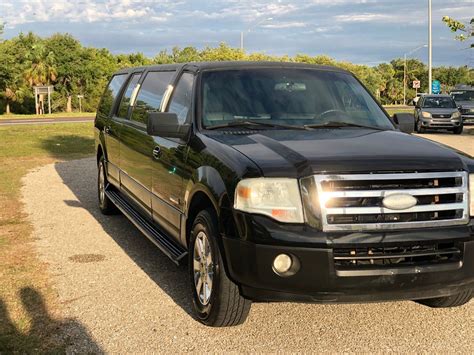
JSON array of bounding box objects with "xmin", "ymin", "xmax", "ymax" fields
[
  {"xmin": 451, "ymin": 90, "xmax": 474, "ymax": 102},
  {"xmin": 422, "ymin": 97, "xmax": 457, "ymax": 109},
  {"xmin": 201, "ymin": 68, "xmax": 394, "ymax": 130}
]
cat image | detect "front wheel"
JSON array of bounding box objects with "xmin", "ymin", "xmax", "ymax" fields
[
  {"xmin": 416, "ymin": 119, "xmax": 425, "ymax": 133},
  {"xmin": 189, "ymin": 209, "xmax": 251, "ymax": 327},
  {"xmin": 416, "ymin": 290, "xmax": 472, "ymax": 308},
  {"xmin": 453, "ymin": 125, "xmax": 463, "ymax": 135}
]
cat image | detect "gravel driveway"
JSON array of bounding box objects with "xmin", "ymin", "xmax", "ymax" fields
[{"xmin": 22, "ymin": 132, "xmax": 473, "ymax": 353}]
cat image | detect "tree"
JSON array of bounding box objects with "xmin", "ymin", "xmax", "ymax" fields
[
  {"xmin": 442, "ymin": 16, "xmax": 473, "ymax": 48},
  {"xmin": 45, "ymin": 34, "xmax": 84, "ymax": 112},
  {"xmin": 24, "ymin": 42, "xmax": 57, "ymax": 86}
]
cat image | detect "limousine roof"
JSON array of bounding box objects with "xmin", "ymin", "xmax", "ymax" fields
[{"xmin": 114, "ymin": 61, "xmax": 350, "ymax": 75}]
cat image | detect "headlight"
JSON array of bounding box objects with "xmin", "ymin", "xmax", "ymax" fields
[
  {"xmin": 470, "ymin": 174, "xmax": 474, "ymax": 217},
  {"xmin": 452, "ymin": 111, "xmax": 461, "ymax": 119},
  {"xmin": 422, "ymin": 111, "xmax": 431, "ymax": 118},
  {"xmin": 234, "ymin": 178, "xmax": 304, "ymax": 223}
]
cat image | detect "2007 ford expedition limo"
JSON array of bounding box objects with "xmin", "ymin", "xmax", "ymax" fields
[{"xmin": 95, "ymin": 61, "xmax": 474, "ymax": 327}]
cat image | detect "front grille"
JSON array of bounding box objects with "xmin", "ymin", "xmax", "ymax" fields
[
  {"xmin": 313, "ymin": 172, "xmax": 469, "ymax": 231},
  {"xmin": 333, "ymin": 242, "xmax": 462, "ymax": 270},
  {"xmin": 432, "ymin": 114, "xmax": 452, "ymax": 119}
]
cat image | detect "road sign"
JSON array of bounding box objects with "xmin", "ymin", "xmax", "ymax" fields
[
  {"xmin": 412, "ymin": 80, "xmax": 421, "ymax": 89},
  {"xmin": 432, "ymin": 80, "xmax": 441, "ymax": 94}
]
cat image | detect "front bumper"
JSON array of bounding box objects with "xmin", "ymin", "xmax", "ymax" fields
[
  {"xmin": 461, "ymin": 114, "xmax": 474, "ymax": 125},
  {"xmin": 223, "ymin": 214, "xmax": 474, "ymax": 303},
  {"xmin": 420, "ymin": 118, "xmax": 462, "ymax": 129}
]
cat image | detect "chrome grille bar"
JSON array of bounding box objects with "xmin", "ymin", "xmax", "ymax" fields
[
  {"xmin": 313, "ymin": 171, "xmax": 469, "ymax": 232},
  {"xmin": 325, "ymin": 187, "xmax": 464, "ymax": 198},
  {"xmin": 326, "ymin": 202, "xmax": 465, "ymax": 215}
]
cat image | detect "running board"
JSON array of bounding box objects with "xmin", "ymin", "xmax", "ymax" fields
[{"xmin": 105, "ymin": 189, "xmax": 187, "ymax": 265}]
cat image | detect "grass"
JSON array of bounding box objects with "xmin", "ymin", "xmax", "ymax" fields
[
  {"xmin": 0, "ymin": 123, "xmax": 94, "ymax": 352},
  {"xmin": 384, "ymin": 107, "xmax": 414, "ymax": 115},
  {"xmin": 0, "ymin": 112, "xmax": 96, "ymax": 120}
]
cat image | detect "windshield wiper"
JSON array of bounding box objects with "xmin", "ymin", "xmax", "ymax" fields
[
  {"xmin": 304, "ymin": 121, "xmax": 387, "ymax": 131},
  {"xmin": 206, "ymin": 120, "xmax": 305, "ymax": 130}
]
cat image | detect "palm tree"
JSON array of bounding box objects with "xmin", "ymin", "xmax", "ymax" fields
[
  {"xmin": 24, "ymin": 43, "xmax": 57, "ymax": 113},
  {"xmin": 24, "ymin": 43, "xmax": 57, "ymax": 86}
]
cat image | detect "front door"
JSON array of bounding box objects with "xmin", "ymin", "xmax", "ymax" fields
[{"xmin": 151, "ymin": 72, "xmax": 195, "ymax": 240}]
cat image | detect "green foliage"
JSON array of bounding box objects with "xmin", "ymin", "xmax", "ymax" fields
[
  {"xmin": 0, "ymin": 32, "xmax": 472, "ymax": 114},
  {"xmin": 442, "ymin": 16, "xmax": 473, "ymax": 44}
]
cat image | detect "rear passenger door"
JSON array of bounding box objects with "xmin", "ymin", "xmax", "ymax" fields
[
  {"xmin": 122, "ymin": 70, "xmax": 175, "ymax": 213},
  {"xmin": 151, "ymin": 72, "xmax": 195, "ymax": 240}
]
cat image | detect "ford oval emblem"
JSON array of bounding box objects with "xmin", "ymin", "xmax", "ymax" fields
[{"xmin": 382, "ymin": 193, "xmax": 417, "ymax": 210}]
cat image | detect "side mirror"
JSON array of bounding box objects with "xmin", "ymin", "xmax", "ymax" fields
[
  {"xmin": 458, "ymin": 105, "xmax": 462, "ymax": 110},
  {"xmin": 147, "ymin": 112, "xmax": 190, "ymax": 139},
  {"xmin": 393, "ymin": 113, "xmax": 414, "ymax": 134}
]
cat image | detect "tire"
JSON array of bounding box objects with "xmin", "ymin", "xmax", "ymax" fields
[
  {"xmin": 453, "ymin": 125, "xmax": 463, "ymax": 135},
  {"xmin": 416, "ymin": 119, "xmax": 425, "ymax": 134},
  {"xmin": 416, "ymin": 290, "xmax": 472, "ymax": 308},
  {"xmin": 97, "ymin": 156, "xmax": 119, "ymax": 215},
  {"xmin": 189, "ymin": 209, "xmax": 251, "ymax": 327}
]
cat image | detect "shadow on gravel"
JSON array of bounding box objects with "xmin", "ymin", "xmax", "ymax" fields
[
  {"xmin": 54, "ymin": 158, "xmax": 194, "ymax": 318},
  {"xmin": 0, "ymin": 287, "xmax": 102, "ymax": 353}
]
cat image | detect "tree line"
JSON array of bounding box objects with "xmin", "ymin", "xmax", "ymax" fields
[{"xmin": 0, "ymin": 32, "xmax": 472, "ymax": 114}]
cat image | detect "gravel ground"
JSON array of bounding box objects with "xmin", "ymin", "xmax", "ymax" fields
[{"xmin": 22, "ymin": 132, "xmax": 473, "ymax": 353}]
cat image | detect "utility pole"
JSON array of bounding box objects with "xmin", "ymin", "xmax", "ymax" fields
[
  {"xmin": 403, "ymin": 45, "xmax": 427, "ymax": 105},
  {"xmin": 240, "ymin": 17, "xmax": 273, "ymax": 51},
  {"xmin": 428, "ymin": 0, "xmax": 432, "ymax": 94}
]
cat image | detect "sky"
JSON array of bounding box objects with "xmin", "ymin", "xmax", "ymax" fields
[{"xmin": 1, "ymin": 0, "xmax": 473, "ymax": 67}]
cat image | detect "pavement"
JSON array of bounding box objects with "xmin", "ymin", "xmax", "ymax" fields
[
  {"xmin": 20, "ymin": 132, "xmax": 473, "ymax": 352},
  {"xmin": 0, "ymin": 117, "xmax": 94, "ymax": 126}
]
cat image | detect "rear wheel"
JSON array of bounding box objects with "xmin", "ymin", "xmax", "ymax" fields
[
  {"xmin": 189, "ymin": 209, "xmax": 251, "ymax": 327},
  {"xmin": 453, "ymin": 125, "xmax": 463, "ymax": 135},
  {"xmin": 98, "ymin": 156, "xmax": 118, "ymax": 215},
  {"xmin": 416, "ymin": 290, "xmax": 472, "ymax": 308}
]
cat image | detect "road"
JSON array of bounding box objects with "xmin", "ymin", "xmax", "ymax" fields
[
  {"xmin": 21, "ymin": 132, "xmax": 473, "ymax": 352},
  {"xmin": 0, "ymin": 117, "xmax": 94, "ymax": 126}
]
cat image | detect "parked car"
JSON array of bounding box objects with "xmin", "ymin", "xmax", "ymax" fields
[
  {"xmin": 95, "ymin": 62, "xmax": 473, "ymax": 327},
  {"xmin": 414, "ymin": 94, "xmax": 463, "ymax": 134},
  {"xmin": 451, "ymin": 87, "xmax": 474, "ymax": 125}
]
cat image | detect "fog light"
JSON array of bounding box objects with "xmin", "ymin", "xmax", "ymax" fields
[{"xmin": 273, "ymin": 254, "xmax": 292, "ymax": 274}]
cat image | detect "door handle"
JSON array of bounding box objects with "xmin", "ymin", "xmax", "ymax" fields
[{"xmin": 152, "ymin": 146, "xmax": 161, "ymax": 159}]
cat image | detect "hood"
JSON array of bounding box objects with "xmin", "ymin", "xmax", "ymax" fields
[
  {"xmin": 422, "ymin": 108, "xmax": 458, "ymax": 115},
  {"xmin": 208, "ymin": 129, "xmax": 468, "ymax": 178},
  {"xmin": 456, "ymin": 101, "xmax": 474, "ymax": 109}
]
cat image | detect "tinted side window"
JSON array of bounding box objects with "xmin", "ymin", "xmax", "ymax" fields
[
  {"xmin": 167, "ymin": 72, "xmax": 194, "ymax": 125},
  {"xmin": 117, "ymin": 73, "xmax": 142, "ymax": 118},
  {"xmin": 131, "ymin": 71, "xmax": 175, "ymax": 124},
  {"xmin": 97, "ymin": 74, "xmax": 127, "ymax": 116}
]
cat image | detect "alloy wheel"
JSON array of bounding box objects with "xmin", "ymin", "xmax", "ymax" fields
[{"xmin": 193, "ymin": 231, "xmax": 214, "ymax": 305}]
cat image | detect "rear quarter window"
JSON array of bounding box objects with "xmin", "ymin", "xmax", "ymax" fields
[{"xmin": 97, "ymin": 74, "xmax": 128, "ymax": 116}]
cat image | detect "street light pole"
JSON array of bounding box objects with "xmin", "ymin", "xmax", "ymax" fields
[
  {"xmin": 403, "ymin": 44, "xmax": 427, "ymax": 105},
  {"xmin": 240, "ymin": 17, "xmax": 273, "ymax": 51},
  {"xmin": 428, "ymin": 0, "xmax": 432, "ymax": 94}
]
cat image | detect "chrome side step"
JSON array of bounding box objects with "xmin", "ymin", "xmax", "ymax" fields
[{"xmin": 105, "ymin": 189, "xmax": 187, "ymax": 265}]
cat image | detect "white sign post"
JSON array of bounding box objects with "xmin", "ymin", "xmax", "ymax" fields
[{"xmin": 412, "ymin": 80, "xmax": 421, "ymax": 96}]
